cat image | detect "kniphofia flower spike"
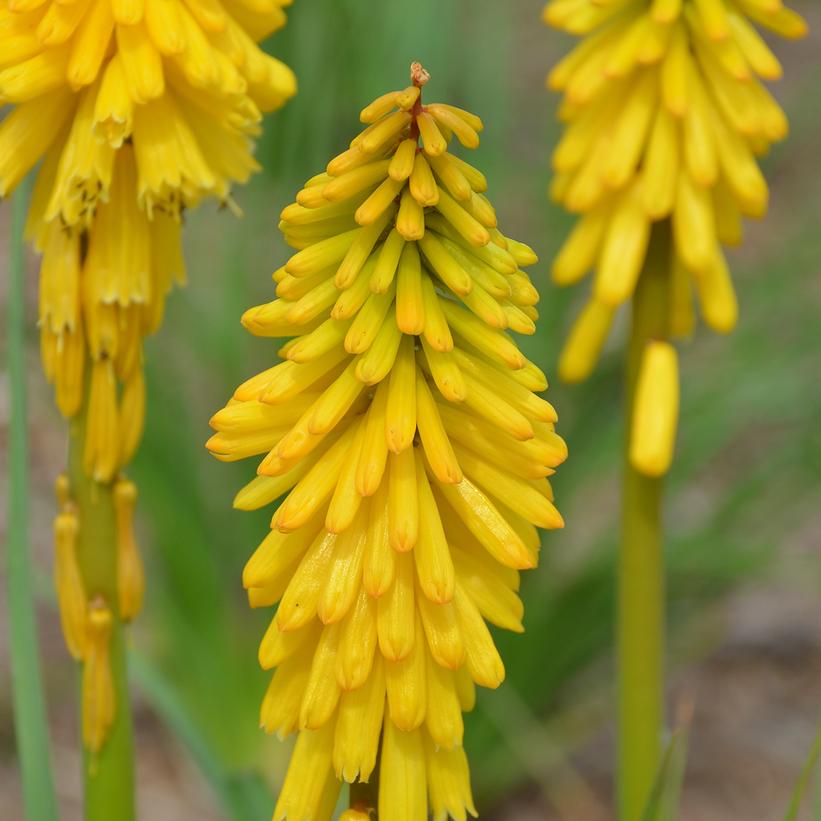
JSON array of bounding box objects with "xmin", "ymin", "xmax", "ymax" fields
[
  {"xmin": 0, "ymin": 0, "xmax": 296, "ymax": 756},
  {"xmin": 208, "ymin": 63, "xmax": 567, "ymax": 820},
  {"xmin": 545, "ymin": 0, "xmax": 806, "ymax": 474}
]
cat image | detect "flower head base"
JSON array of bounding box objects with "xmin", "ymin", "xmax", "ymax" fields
[
  {"xmin": 545, "ymin": 0, "xmax": 807, "ymax": 382},
  {"xmin": 208, "ymin": 65, "xmax": 567, "ymax": 819}
]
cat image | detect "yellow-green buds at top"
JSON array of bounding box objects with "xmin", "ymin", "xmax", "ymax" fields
[
  {"xmin": 545, "ymin": 0, "xmax": 806, "ymax": 371},
  {"xmin": 629, "ymin": 340, "xmax": 680, "ymax": 477},
  {"xmin": 207, "ymin": 63, "xmax": 567, "ymax": 821}
]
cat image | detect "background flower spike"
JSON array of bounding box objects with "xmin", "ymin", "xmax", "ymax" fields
[
  {"xmin": 545, "ymin": 0, "xmax": 807, "ymax": 476},
  {"xmin": 0, "ymin": 0, "xmax": 297, "ymax": 811},
  {"xmin": 544, "ymin": 3, "xmax": 806, "ymax": 819}
]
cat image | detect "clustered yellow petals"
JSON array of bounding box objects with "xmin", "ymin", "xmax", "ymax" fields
[
  {"xmin": 547, "ymin": 0, "xmax": 806, "ymax": 342},
  {"xmin": 1, "ymin": 0, "xmax": 296, "ymax": 755},
  {"xmin": 207, "ymin": 64, "xmax": 567, "ymax": 820},
  {"xmin": 1, "ymin": 0, "xmax": 296, "ymax": 481},
  {"xmin": 545, "ymin": 0, "xmax": 805, "ymax": 474}
]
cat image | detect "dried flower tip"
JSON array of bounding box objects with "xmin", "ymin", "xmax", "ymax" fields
[{"xmin": 410, "ymin": 62, "xmax": 431, "ymax": 88}]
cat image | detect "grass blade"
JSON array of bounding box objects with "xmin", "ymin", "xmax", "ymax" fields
[
  {"xmin": 4, "ymin": 180, "xmax": 59, "ymax": 819},
  {"xmin": 642, "ymin": 702, "xmax": 692, "ymax": 821},
  {"xmin": 784, "ymin": 724, "xmax": 821, "ymax": 821}
]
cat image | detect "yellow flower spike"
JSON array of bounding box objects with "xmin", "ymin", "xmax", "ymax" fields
[
  {"xmin": 2, "ymin": 6, "xmax": 297, "ymax": 790},
  {"xmin": 53, "ymin": 510, "xmax": 88, "ymax": 660},
  {"xmin": 82, "ymin": 599, "xmax": 115, "ymax": 755},
  {"xmin": 547, "ymin": 0, "xmax": 804, "ymax": 383},
  {"xmin": 113, "ymin": 477, "xmax": 144, "ymax": 622},
  {"xmin": 629, "ymin": 341, "xmax": 680, "ymax": 477},
  {"xmin": 208, "ymin": 64, "xmax": 566, "ymax": 819}
]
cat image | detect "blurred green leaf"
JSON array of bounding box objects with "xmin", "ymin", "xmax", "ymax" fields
[
  {"xmin": 131, "ymin": 652, "xmax": 272, "ymax": 821},
  {"xmin": 5, "ymin": 178, "xmax": 59, "ymax": 821},
  {"xmin": 641, "ymin": 714, "xmax": 691, "ymax": 821}
]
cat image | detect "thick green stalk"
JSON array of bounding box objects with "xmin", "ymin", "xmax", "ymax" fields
[
  {"xmin": 68, "ymin": 410, "xmax": 135, "ymax": 821},
  {"xmin": 5, "ymin": 182, "xmax": 60, "ymax": 819},
  {"xmin": 618, "ymin": 222, "xmax": 671, "ymax": 820}
]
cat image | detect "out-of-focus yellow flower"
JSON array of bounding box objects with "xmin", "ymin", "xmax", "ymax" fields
[
  {"xmin": 1, "ymin": 0, "xmax": 296, "ymax": 756},
  {"xmin": 1, "ymin": 0, "xmax": 296, "ymax": 480},
  {"xmin": 207, "ymin": 63, "xmax": 568, "ymax": 820},
  {"xmin": 545, "ymin": 0, "xmax": 805, "ymax": 474}
]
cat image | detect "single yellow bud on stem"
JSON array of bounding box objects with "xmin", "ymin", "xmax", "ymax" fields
[
  {"xmin": 629, "ymin": 340, "xmax": 679, "ymax": 477},
  {"xmin": 114, "ymin": 479, "xmax": 144, "ymax": 622},
  {"xmin": 83, "ymin": 599, "xmax": 115, "ymax": 758},
  {"xmin": 54, "ymin": 509, "xmax": 88, "ymax": 660}
]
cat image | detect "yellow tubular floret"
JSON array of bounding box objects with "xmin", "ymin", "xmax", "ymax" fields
[
  {"xmin": 207, "ymin": 64, "xmax": 566, "ymax": 820},
  {"xmin": 629, "ymin": 340, "xmax": 680, "ymax": 476}
]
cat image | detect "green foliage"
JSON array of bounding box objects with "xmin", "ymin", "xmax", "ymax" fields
[{"xmin": 6, "ymin": 180, "xmax": 60, "ymax": 820}]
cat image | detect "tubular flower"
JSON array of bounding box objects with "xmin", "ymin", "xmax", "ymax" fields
[
  {"xmin": 1, "ymin": 0, "xmax": 296, "ymax": 754},
  {"xmin": 207, "ymin": 64, "xmax": 567, "ymax": 820},
  {"xmin": 544, "ymin": 0, "xmax": 805, "ymax": 474}
]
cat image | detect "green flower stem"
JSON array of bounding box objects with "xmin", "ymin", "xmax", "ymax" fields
[
  {"xmin": 6, "ymin": 181, "xmax": 60, "ymax": 820},
  {"xmin": 69, "ymin": 408, "xmax": 136, "ymax": 821},
  {"xmin": 618, "ymin": 222, "xmax": 671, "ymax": 820}
]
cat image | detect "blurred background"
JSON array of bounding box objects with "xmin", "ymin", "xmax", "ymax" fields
[{"xmin": 1, "ymin": 1, "xmax": 820, "ymax": 818}]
